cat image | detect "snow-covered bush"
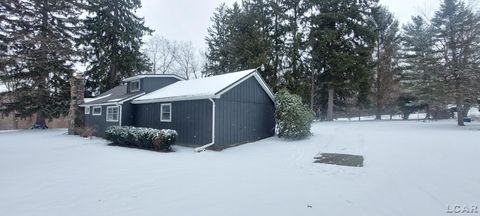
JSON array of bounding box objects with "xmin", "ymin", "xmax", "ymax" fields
[
  {"xmin": 152, "ymin": 129, "xmax": 178, "ymax": 151},
  {"xmin": 105, "ymin": 126, "xmax": 177, "ymax": 151},
  {"xmin": 275, "ymin": 89, "xmax": 315, "ymax": 139}
]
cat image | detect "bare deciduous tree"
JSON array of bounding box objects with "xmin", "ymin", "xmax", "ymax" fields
[
  {"xmin": 175, "ymin": 42, "xmax": 200, "ymax": 79},
  {"xmin": 144, "ymin": 35, "xmax": 178, "ymax": 74}
]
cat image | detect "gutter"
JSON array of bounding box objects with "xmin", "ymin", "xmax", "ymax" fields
[{"xmin": 194, "ymin": 98, "xmax": 216, "ymax": 152}]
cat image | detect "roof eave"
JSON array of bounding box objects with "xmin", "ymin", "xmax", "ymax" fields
[
  {"xmin": 122, "ymin": 74, "xmax": 185, "ymax": 82},
  {"xmin": 80, "ymin": 92, "xmax": 146, "ymax": 107},
  {"xmin": 132, "ymin": 95, "xmax": 218, "ymax": 104}
]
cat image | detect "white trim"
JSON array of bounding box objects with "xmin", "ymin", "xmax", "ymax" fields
[
  {"xmin": 84, "ymin": 106, "xmax": 90, "ymax": 115},
  {"xmin": 132, "ymin": 70, "xmax": 275, "ymax": 104},
  {"xmin": 160, "ymin": 103, "xmax": 172, "ymax": 122},
  {"xmin": 216, "ymin": 71, "xmax": 275, "ymax": 102},
  {"xmin": 83, "ymin": 94, "xmax": 112, "ymax": 104},
  {"xmin": 92, "ymin": 106, "xmax": 102, "ymax": 116},
  {"xmin": 123, "ymin": 74, "xmax": 185, "ymax": 82},
  {"xmin": 132, "ymin": 94, "xmax": 218, "ymax": 104},
  {"xmin": 130, "ymin": 80, "xmax": 141, "ymax": 92},
  {"xmin": 118, "ymin": 105, "xmax": 122, "ymax": 126},
  {"xmin": 106, "ymin": 106, "xmax": 120, "ymax": 122},
  {"xmin": 80, "ymin": 92, "xmax": 146, "ymax": 107},
  {"xmin": 195, "ymin": 98, "xmax": 215, "ymax": 152}
]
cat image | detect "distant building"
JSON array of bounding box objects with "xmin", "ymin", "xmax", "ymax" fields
[{"xmin": 0, "ymin": 84, "xmax": 68, "ymax": 130}]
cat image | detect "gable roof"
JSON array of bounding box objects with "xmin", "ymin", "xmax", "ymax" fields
[
  {"xmin": 132, "ymin": 69, "xmax": 274, "ymax": 104},
  {"xmin": 81, "ymin": 85, "xmax": 144, "ymax": 107},
  {"xmin": 122, "ymin": 74, "xmax": 185, "ymax": 82}
]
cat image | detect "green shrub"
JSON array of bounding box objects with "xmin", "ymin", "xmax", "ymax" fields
[
  {"xmin": 152, "ymin": 129, "xmax": 177, "ymax": 151},
  {"xmin": 105, "ymin": 126, "xmax": 177, "ymax": 151},
  {"xmin": 275, "ymin": 89, "xmax": 315, "ymax": 139}
]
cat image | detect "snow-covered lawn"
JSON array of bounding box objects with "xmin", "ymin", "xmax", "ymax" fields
[{"xmin": 1, "ymin": 120, "xmax": 479, "ymax": 216}]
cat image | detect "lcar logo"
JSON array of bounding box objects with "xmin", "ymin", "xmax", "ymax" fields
[{"xmin": 446, "ymin": 205, "xmax": 479, "ymax": 214}]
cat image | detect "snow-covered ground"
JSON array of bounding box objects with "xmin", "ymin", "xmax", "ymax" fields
[
  {"xmin": 1, "ymin": 120, "xmax": 479, "ymax": 216},
  {"xmin": 337, "ymin": 106, "xmax": 480, "ymax": 121}
]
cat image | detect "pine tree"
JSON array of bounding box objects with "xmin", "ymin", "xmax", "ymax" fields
[
  {"xmin": 205, "ymin": 1, "xmax": 275, "ymax": 86},
  {"xmin": 268, "ymin": 0, "xmax": 286, "ymax": 91},
  {"xmin": 80, "ymin": 0, "xmax": 152, "ymax": 95},
  {"xmin": 372, "ymin": 6, "xmax": 401, "ymax": 120},
  {"xmin": 1, "ymin": 0, "xmax": 84, "ymax": 127},
  {"xmin": 431, "ymin": 0, "xmax": 480, "ymax": 126},
  {"xmin": 402, "ymin": 16, "xmax": 446, "ymax": 119},
  {"xmin": 282, "ymin": 0, "xmax": 309, "ymax": 101},
  {"xmin": 205, "ymin": 3, "xmax": 231, "ymax": 76},
  {"xmin": 309, "ymin": 0, "xmax": 377, "ymax": 120}
]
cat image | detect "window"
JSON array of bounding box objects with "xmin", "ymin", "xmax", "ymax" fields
[
  {"xmin": 84, "ymin": 106, "xmax": 90, "ymax": 115},
  {"xmin": 130, "ymin": 80, "xmax": 140, "ymax": 92},
  {"xmin": 106, "ymin": 106, "xmax": 120, "ymax": 122},
  {"xmin": 92, "ymin": 106, "xmax": 102, "ymax": 116},
  {"xmin": 160, "ymin": 103, "xmax": 172, "ymax": 122}
]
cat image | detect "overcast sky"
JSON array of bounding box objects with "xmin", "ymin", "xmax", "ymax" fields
[{"xmin": 137, "ymin": 0, "xmax": 445, "ymax": 51}]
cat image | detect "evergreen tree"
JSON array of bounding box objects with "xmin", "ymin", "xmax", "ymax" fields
[
  {"xmin": 402, "ymin": 16, "xmax": 447, "ymax": 119},
  {"xmin": 205, "ymin": 3, "xmax": 231, "ymax": 76},
  {"xmin": 80, "ymin": 0, "xmax": 152, "ymax": 95},
  {"xmin": 372, "ymin": 6, "xmax": 401, "ymax": 120},
  {"xmin": 309, "ymin": 0, "xmax": 377, "ymax": 120},
  {"xmin": 205, "ymin": 1, "xmax": 275, "ymax": 87},
  {"xmin": 268, "ymin": 0, "xmax": 287, "ymax": 91},
  {"xmin": 0, "ymin": 0, "xmax": 84, "ymax": 127},
  {"xmin": 282, "ymin": 0, "xmax": 309, "ymax": 101},
  {"xmin": 430, "ymin": 0, "xmax": 480, "ymax": 126}
]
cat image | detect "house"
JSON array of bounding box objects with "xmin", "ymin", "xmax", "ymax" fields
[
  {"xmin": 80, "ymin": 69, "xmax": 276, "ymax": 148},
  {"xmin": 0, "ymin": 84, "xmax": 67, "ymax": 130}
]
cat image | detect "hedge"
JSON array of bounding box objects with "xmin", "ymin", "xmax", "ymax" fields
[{"xmin": 105, "ymin": 126, "xmax": 177, "ymax": 151}]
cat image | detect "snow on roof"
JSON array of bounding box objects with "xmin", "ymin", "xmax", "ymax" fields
[
  {"xmin": 84, "ymin": 94, "xmax": 112, "ymax": 103},
  {"xmin": 133, "ymin": 69, "xmax": 269, "ymax": 104},
  {"xmin": 0, "ymin": 84, "xmax": 7, "ymax": 93},
  {"xmin": 122, "ymin": 74, "xmax": 185, "ymax": 82}
]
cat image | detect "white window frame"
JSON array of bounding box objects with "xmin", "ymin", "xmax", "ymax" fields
[
  {"xmin": 92, "ymin": 106, "xmax": 102, "ymax": 116},
  {"xmin": 84, "ymin": 106, "xmax": 90, "ymax": 115},
  {"xmin": 130, "ymin": 80, "xmax": 140, "ymax": 92},
  {"xmin": 106, "ymin": 106, "xmax": 120, "ymax": 122},
  {"xmin": 160, "ymin": 103, "xmax": 172, "ymax": 122}
]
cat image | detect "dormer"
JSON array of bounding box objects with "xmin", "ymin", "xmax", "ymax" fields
[{"xmin": 123, "ymin": 74, "xmax": 184, "ymax": 94}]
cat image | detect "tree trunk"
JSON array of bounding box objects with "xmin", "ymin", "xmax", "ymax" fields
[
  {"xmin": 375, "ymin": 40, "xmax": 382, "ymax": 120},
  {"xmin": 35, "ymin": 111, "xmax": 46, "ymax": 126},
  {"xmin": 35, "ymin": 0, "xmax": 48, "ymax": 128},
  {"xmin": 424, "ymin": 104, "xmax": 430, "ymax": 121},
  {"xmin": 456, "ymin": 91, "xmax": 465, "ymax": 126},
  {"xmin": 327, "ymin": 88, "xmax": 334, "ymax": 121},
  {"xmin": 310, "ymin": 71, "xmax": 315, "ymax": 110},
  {"xmin": 107, "ymin": 63, "xmax": 116, "ymax": 90},
  {"xmin": 463, "ymin": 104, "xmax": 470, "ymax": 118}
]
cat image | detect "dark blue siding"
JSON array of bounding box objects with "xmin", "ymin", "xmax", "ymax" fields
[
  {"xmin": 133, "ymin": 100, "xmax": 213, "ymax": 146},
  {"xmin": 126, "ymin": 77, "xmax": 179, "ymax": 94},
  {"xmin": 214, "ymin": 76, "xmax": 275, "ymax": 147},
  {"xmin": 121, "ymin": 102, "xmax": 134, "ymax": 126},
  {"xmin": 84, "ymin": 104, "xmax": 122, "ymax": 137}
]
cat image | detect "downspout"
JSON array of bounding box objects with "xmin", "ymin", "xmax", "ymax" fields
[
  {"xmin": 194, "ymin": 98, "xmax": 215, "ymax": 152},
  {"xmin": 118, "ymin": 103, "xmax": 122, "ymax": 126}
]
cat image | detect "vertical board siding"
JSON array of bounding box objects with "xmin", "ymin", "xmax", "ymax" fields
[
  {"xmin": 215, "ymin": 76, "xmax": 275, "ymax": 146},
  {"xmin": 121, "ymin": 102, "xmax": 134, "ymax": 126},
  {"xmin": 84, "ymin": 104, "xmax": 121, "ymax": 137},
  {"xmin": 134, "ymin": 100, "xmax": 213, "ymax": 146},
  {"xmin": 126, "ymin": 77, "xmax": 179, "ymax": 94}
]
